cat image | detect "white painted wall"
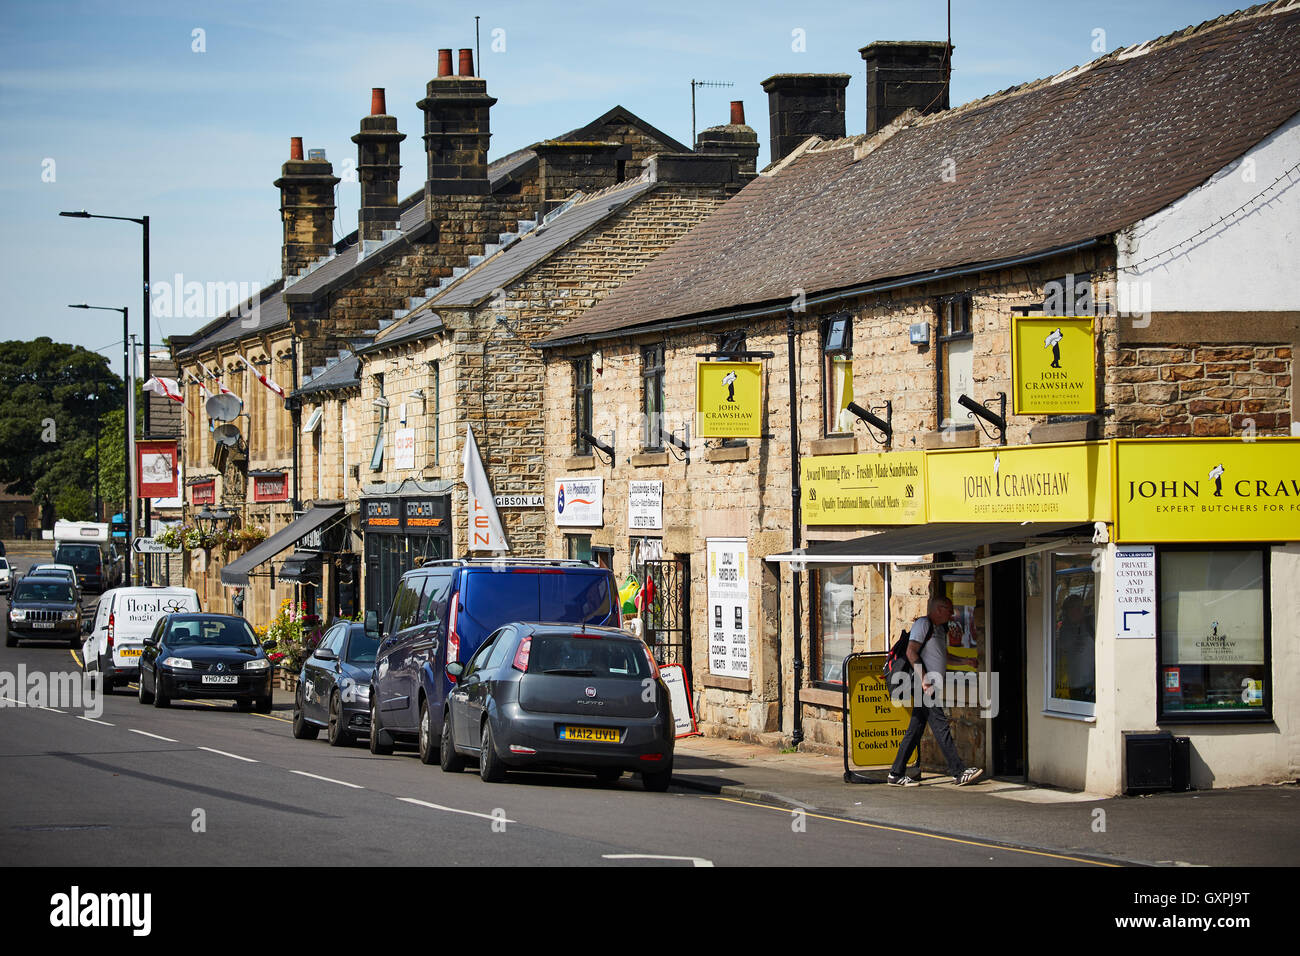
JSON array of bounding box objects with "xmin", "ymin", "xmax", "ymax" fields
[{"xmin": 1116, "ymin": 111, "xmax": 1300, "ymax": 313}]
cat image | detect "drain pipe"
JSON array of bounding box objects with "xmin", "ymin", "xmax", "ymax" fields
[{"xmin": 787, "ymin": 307, "xmax": 804, "ymax": 747}]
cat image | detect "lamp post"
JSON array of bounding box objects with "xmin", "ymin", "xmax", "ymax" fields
[
  {"xmin": 69, "ymin": 304, "xmax": 131, "ymax": 580},
  {"xmin": 88, "ymin": 388, "xmax": 101, "ymax": 521},
  {"xmin": 61, "ymin": 209, "xmax": 152, "ymax": 561}
]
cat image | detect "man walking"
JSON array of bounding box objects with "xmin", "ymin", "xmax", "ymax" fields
[{"xmin": 888, "ymin": 595, "xmax": 984, "ymax": 787}]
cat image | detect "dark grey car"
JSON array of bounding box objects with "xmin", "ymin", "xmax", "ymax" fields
[
  {"xmin": 292, "ymin": 621, "xmax": 380, "ymax": 746},
  {"xmin": 439, "ymin": 622, "xmax": 675, "ymax": 791},
  {"xmin": 5, "ymin": 577, "xmax": 83, "ymax": 647}
]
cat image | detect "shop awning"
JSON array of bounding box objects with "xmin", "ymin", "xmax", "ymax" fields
[
  {"xmin": 766, "ymin": 522, "xmax": 1094, "ymax": 569},
  {"xmin": 277, "ymin": 550, "xmax": 322, "ymax": 584},
  {"xmin": 220, "ymin": 505, "xmax": 345, "ymax": 586}
]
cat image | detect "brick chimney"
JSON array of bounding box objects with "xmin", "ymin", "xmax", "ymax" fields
[
  {"xmin": 695, "ymin": 100, "xmax": 760, "ymax": 179},
  {"xmin": 274, "ymin": 138, "xmax": 341, "ymax": 277},
  {"xmin": 417, "ymin": 47, "xmax": 497, "ymax": 206},
  {"xmin": 534, "ymin": 141, "xmax": 622, "ymax": 220},
  {"xmin": 351, "ymin": 88, "xmax": 406, "ymax": 241},
  {"xmin": 760, "ymin": 73, "xmax": 851, "ymax": 166},
  {"xmin": 860, "ymin": 41, "xmax": 952, "ymax": 134}
]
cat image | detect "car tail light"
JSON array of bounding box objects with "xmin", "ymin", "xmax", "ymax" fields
[
  {"xmin": 639, "ymin": 753, "xmax": 663, "ymax": 761},
  {"xmin": 642, "ymin": 643, "xmax": 660, "ymax": 680},
  {"xmin": 107, "ymin": 613, "xmax": 115, "ymax": 651},
  {"xmin": 445, "ymin": 591, "xmax": 460, "ymax": 682},
  {"xmin": 571, "ymin": 631, "xmax": 601, "ymax": 639},
  {"xmin": 512, "ymin": 635, "xmax": 532, "ymax": 672}
]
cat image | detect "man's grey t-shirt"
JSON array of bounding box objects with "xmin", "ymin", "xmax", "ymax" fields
[{"xmin": 909, "ymin": 617, "xmax": 945, "ymax": 681}]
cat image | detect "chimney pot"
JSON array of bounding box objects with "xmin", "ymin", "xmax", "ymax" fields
[
  {"xmin": 289, "ymin": 136, "xmax": 304, "ymax": 160},
  {"xmin": 458, "ymin": 48, "xmax": 474, "ymax": 76},
  {"xmin": 371, "ymin": 88, "xmax": 386, "ymax": 115},
  {"xmin": 730, "ymin": 101, "xmax": 745, "ymax": 125},
  {"xmin": 437, "ymin": 48, "xmax": 453, "ymax": 77}
]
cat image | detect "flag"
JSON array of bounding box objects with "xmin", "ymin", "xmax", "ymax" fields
[
  {"xmin": 196, "ymin": 360, "xmax": 241, "ymax": 403},
  {"xmin": 142, "ymin": 376, "xmax": 183, "ymax": 403},
  {"xmin": 635, "ymin": 571, "xmax": 656, "ymax": 611},
  {"xmin": 462, "ymin": 425, "xmax": 509, "ymax": 552},
  {"xmin": 239, "ymin": 353, "xmax": 286, "ymax": 399}
]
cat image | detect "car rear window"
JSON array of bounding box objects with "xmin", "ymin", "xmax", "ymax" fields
[
  {"xmin": 462, "ymin": 570, "xmax": 616, "ymax": 630},
  {"xmin": 55, "ymin": 545, "xmax": 101, "ymax": 565},
  {"xmin": 527, "ymin": 635, "xmax": 649, "ymax": 679}
]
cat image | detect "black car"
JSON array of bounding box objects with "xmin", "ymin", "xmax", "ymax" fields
[
  {"xmin": 439, "ymin": 622, "xmax": 675, "ymax": 791},
  {"xmin": 292, "ymin": 620, "xmax": 380, "ymax": 746},
  {"xmin": 5, "ymin": 577, "xmax": 83, "ymax": 647},
  {"xmin": 137, "ymin": 613, "xmax": 273, "ymax": 713}
]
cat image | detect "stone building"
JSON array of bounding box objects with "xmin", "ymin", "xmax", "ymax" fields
[
  {"xmin": 538, "ymin": 5, "xmax": 1300, "ymax": 794},
  {"xmin": 173, "ymin": 46, "xmax": 698, "ymax": 625}
]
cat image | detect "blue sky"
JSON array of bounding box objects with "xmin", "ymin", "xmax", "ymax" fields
[{"xmin": 0, "ymin": 0, "xmax": 1249, "ymax": 362}]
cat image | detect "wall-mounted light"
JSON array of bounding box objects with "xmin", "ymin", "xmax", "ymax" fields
[
  {"xmin": 410, "ymin": 389, "xmax": 426, "ymax": 402},
  {"xmin": 846, "ymin": 400, "xmax": 892, "ymax": 444},
  {"xmin": 372, "ymin": 396, "xmax": 391, "ymax": 409},
  {"xmin": 580, "ymin": 430, "xmax": 614, "ymax": 463},
  {"xmin": 958, "ymin": 392, "xmax": 1006, "ymax": 445}
]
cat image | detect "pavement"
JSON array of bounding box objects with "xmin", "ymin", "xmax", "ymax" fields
[{"xmin": 669, "ymin": 734, "xmax": 1299, "ymax": 866}]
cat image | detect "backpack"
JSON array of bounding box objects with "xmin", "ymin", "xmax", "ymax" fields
[{"xmin": 882, "ymin": 618, "xmax": 935, "ymax": 681}]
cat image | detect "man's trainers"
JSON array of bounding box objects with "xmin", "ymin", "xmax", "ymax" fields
[
  {"xmin": 887, "ymin": 773, "xmax": 919, "ymax": 787},
  {"xmin": 955, "ymin": 767, "xmax": 983, "ymax": 787}
]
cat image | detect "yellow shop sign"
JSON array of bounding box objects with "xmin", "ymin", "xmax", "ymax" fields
[
  {"xmin": 1113, "ymin": 438, "xmax": 1300, "ymax": 542},
  {"xmin": 1011, "ymin": 316, "xmax": 1097, "ymax": 415},
  {"xmin": 927, "ymin": 441, "xmax": 1111, "ymax": 523},
  {"xmin": 802, "ymin": 452, "xmax": 925, "ymax": 525},
  {"xmin": 697, "ymin": 361, "xmax": 763, "ymax": 438}
]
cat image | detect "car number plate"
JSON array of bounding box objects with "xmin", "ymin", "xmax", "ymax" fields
[
  {"xmin": 119, "ymin": 648, "xmax": 142, "ymax": 658},
  {"xmin": 201, "ymin": 675, "xmax": 238, "ymax": 685},
  {"xmin": 34, "ymin": 622, "xmax": 55, "ymax": 629},
  {"xmin": 560, "ymin": 726, "xmax": 620, "ymax": 743}
]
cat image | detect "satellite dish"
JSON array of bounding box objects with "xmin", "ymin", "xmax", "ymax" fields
[
  {"xmin": 213, "ymin": 424, "xmax": 242, "ymax": 447},
  {"xmin": 206, "ymin": 394, "xmax": 243, "ymax": 422}
]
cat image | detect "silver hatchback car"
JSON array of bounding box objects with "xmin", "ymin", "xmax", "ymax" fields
[{"xmin": 439, "ymin": 622, "xmax": 675, "ymax": 791}]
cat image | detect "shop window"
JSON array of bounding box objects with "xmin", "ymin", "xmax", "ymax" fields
[
  {"xmin": 1045, "ymin": 552, "xmax": 1097, "ymax": 716},
  {"xmin": 642, "ymin": 344, "xmax": 665, "ymax": 451},
  {"xmin": 573, "ymin": 358, "xmax": 593, "ymax": 455},
  {"xmin": 370, "ymin": 373, "xmax": 385, "ymax": 471},
  {"xmin": 566, "ymin": 534, "xmax": 592, "ymax": 562},
  {"xmin": 592, "ymin": 546, "xmax": 614, "ymax": 571},
  {"xmin": 937, "ymin": 294, "xmax": 974, "ymax": 431},
  {"xmin": 430, "ymin": 361, "xmax": 440, "ymax": 466},
  {"xmin": 822, "ymin": 314, "xmax": 853, "ymax": 435},
  {"xmin": 812, "ymin": 565, "xmax": 854, "ymax": 686},
  {"xmin": 1157, "ymin": 548, "xmax": 1270, "ymax": 722}
]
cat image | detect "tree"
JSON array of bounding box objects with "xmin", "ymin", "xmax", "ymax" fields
[
  {"xmin": 87, "ymin": 398, "xmax": 143, "ymax": 513},
  {"xmin": 0, "ymin": 338, "xmax": 125, "ymax": 519}
]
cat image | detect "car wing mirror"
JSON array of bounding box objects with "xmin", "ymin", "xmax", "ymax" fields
[
  {"xmin": 445, "ymin": 662, "xmax": 464, "ymax": 679},
  {"xmin": 316, "ymin": 648, "xmax": 338, "ymax": 662}
]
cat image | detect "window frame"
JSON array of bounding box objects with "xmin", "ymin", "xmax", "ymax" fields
[
  {"xmin": 1155, "ymin": 544, "xmax": 1273, "ymax": 725},
  {"xmin": 1042, "ymin": 549, "xmax": 1099, "ymax": 718},
  {"xmin": 810, "ymin": 564, "xmax": 854, "ymax": 690},
  {"xmin": 935, "ymin": 294, "xmax": 975, "ymax": 432},
  {"xmin": 641, "ymin": 344, "xmax": 665, "ymax": 452},
  {"xmin": 573, "ymin": 357, "xmax": 593, "ymax": 455},
  {"xmin": 821, "ymin": 315, "xmax": 853, "ymax": 437}
]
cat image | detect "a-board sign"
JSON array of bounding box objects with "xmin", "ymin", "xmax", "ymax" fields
[
  {"xmin": 844, "ymin": 653, "xmax": 916, "ymax": 770},
  {"xmin": 657, "ymin": 663, "xmax": 699, "ymax": 738}
]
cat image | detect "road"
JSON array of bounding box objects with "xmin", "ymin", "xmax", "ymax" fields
[{"xmin": 1, "ymin": 550, "xmax": 1115, "ymax": 867}]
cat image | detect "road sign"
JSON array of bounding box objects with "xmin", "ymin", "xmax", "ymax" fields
[
  {"xmin": 133, "ymin": 537, "xmax": 180, "ymax": 555},
  {"xmin": 1114, "ymin": 545, "xmax": 1156, "ymax": 639}
]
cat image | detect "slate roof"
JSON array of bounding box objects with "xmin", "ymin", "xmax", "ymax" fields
[
  {"xmin": 361, "ymin": 310, "xmax": 445, "ymax": 354},
  {"xmin": 294, "ymin": 352, "xmax": 360, "ymax": 397},
  {"xmin": 543, "ymin": 3, "xmax": 1300, "ymax": 345}
]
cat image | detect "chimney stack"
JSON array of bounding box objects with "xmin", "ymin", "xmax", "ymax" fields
[
  {"xmin": 760, "ymin": 73, "xmax": 851, "ymax": 166},
  {"xmin": 695, "ymin": 100, "xmax": 760, "ymax": 179},
  {"xmin": 418, "ymin": 47, "xmax": 497, "ymax": 206},
  {"xmin": 534, "ymin": 141, "xmax": 622, "ymax": 221},
  {"xmin": 860, "ymin": 41, "xmax": 952, "ymax": 134},
  {"xmin": 275, "ymin": 138, "xmax": 340, "ymax": 277},
  {"xmin": 352, "ymin": 88, "xmax": 406, "ymax": 241}
]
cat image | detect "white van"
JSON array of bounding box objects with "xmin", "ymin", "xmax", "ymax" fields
[{"xmin": 83, "ymin": 586, "xmax": 201, "ymax": 692}]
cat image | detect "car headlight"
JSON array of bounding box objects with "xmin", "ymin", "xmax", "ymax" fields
[
  {"xmin": 9, "ymin": 609, "xmax": 26, "ymax": 621},
  {"xmin": 62, "ymin": 610, "xmax": 79, "ymax": 621},
  {"xmin": 244, "ymin": 659, "xmax": 270, "ymax": 671},
  {"xmin": 161, "ymin": 656, "xmax": 193, "ymax": 670}
]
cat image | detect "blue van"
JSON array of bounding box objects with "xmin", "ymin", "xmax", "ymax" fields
[{"xmin": 368, "ymin": 559, "xmax": 622, "ymax": 763}]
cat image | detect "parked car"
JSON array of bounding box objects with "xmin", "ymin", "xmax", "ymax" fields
[
  {"xmin": 0, "ymin": 557, "xmax": 11, "ymax": 595},
  {"xmin": 440, "ymin": 622, "xmax": 674, "ymax": 790},
  {"xmin": 5, "ymin": 577, "xmax": 83, "ymax": 647},
  {"xmin": 137, "ymin": 613, "xmax": 273, "ymax": 713},
  {"xmin": 82, "ymin": 586, "xmax": 201, "ymax": 693},
  {"xmin": 53, "ymin": 541, "xmax": 122, "ymax": 593},
  {"xmin": 368, "ymin": 558, "xmax": 622, "ymax": 762},
  {"xmin": 292, "ymin": 620, "xmax": 381, "ymax": 746}
]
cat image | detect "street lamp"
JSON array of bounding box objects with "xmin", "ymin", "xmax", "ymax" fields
[
  {"xmin": 88, "ymin": 388, "xmax": 101, "ymax": 521},
  {"xmin": 69, "ymin": 303, "xmax": 133, "ymax": 581},
  {"xmin": 61, "ymin": 209, "xmax": 152, "ymax": 567}
]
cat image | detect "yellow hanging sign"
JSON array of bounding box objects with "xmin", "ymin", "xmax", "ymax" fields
[
  {"xmin": 696, "ymin": 361, "xmax": 763, "ymax": 438},
  {"xmin": 1112, "ymin": 438, "xmax": 1300, "ymax": 542},
  {"xmin": 1011, "ymin": 316, "xmax": 1097, "ymax": 415}
]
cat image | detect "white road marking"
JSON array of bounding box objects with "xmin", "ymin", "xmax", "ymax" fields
[
  {"xmin": 397, "ymin": 797, "xmax": 516, "ymax": 823},
  {"xmin": 198, "ymin": 746, "xmax": 258, "ymax": 763},
  {"xmin": 0, "ymin": 695, "xmax": 66, "ymax": 713},
  {"xmin": 129, "ymin": 729, "xmax": 178, "ymax": 742},
  {"xmin": 77, "ymin": 716, "xmax": 114, "ymax": 726},
  {"xmin": 603, "ymin": 853, "xmax": 714, "ymax": 867},
  {"xmin": 290, "ymin": 770, "xmax": 364, "ymax": 789}
]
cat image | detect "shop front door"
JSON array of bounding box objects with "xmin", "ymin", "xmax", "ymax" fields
[{"xmin": 990, "ymin": 554, "xmax": 1027, "ymax": 778}]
